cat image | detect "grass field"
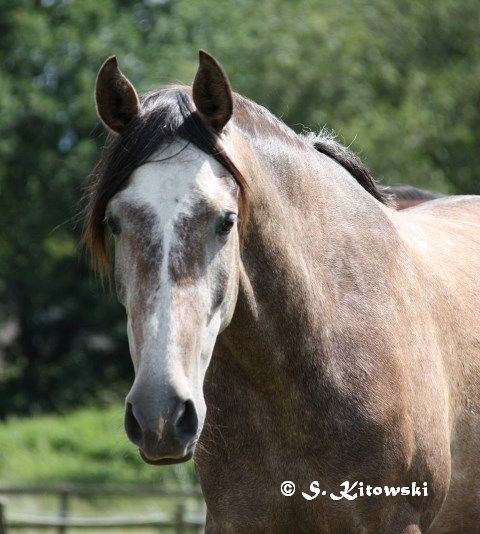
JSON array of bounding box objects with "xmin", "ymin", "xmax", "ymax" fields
[
  {"xmin": 0, "ymin": 404, "xmax": 197, "ymax": 486},
  {"xmin": 0, "ymin": 405, "xmax": 202, "ymax": 532}
]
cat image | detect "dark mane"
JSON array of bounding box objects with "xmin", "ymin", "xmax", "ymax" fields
[
  {"xmin": 227, "ymin": 96, "xmax": 392, "ymax": 205},
  {"xmin": 381, "ymin": 185, "xmax": 443, "ymax": 202},
  {"xmin": 83, "ymin": 86, "xmax": 248, "ymax": 272},
  {"xmin": 304, "ymin": 130, "xmax": 392, "ymax": 205}
]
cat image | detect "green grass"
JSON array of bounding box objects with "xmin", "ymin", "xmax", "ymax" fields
[
  {"xmin": 0, "ymin": 407, "xmax": 204, "ymax": 533},
  {"xmin": 0, "ymin": 405, "xmax": 197, "ymax": 487}
]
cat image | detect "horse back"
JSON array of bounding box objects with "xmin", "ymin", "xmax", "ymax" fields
[{"xmin": 392, "ymin": 195, "xmax": 480, "ymax": 532}]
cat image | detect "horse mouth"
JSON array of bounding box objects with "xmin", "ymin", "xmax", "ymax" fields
[{"xmin": 139, "ymin": 447, "xmax": 194, "ymax": 466}]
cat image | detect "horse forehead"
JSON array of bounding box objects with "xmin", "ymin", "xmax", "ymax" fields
[{"xmin": 115, "ymin": 143, "xmax": 233, "ymax": 225}]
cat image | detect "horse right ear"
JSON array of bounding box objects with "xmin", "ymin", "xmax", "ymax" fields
[
  {"xmin": 95, "ymin": 56, "xmax": 140, "ymax": 134},
  {"xmin": 193, "ymin": 50, "xmax": 233, "ymax": 132}
]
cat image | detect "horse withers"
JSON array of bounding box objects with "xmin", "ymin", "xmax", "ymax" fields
[
  {"xmin": 306, "ymin": 131, "xmax": 445, "ymax": 210},
  {"xmin": 84, "ymin": 51, "xmax": 480, "ymax": 533}
]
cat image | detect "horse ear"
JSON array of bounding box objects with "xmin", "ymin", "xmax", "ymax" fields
[
  {"xmin": 95, "ymin": 56, "xmax": 140, "ymax": 134},
  {"xmin": 193, "ymin": 50, "xmax": 233, "ymax": 132}
]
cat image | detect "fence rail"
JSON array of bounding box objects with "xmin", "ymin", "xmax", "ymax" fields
[{"xmin": 0, "ymin": 484, "xmax": 205, "ymax": 533}]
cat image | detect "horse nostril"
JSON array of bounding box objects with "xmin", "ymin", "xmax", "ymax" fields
[
  {"xmin": 174, "ymin": 399, "xmax": 198, "ymax": 440},
  {"xmin": 125, "ymin": 402, "xmax": 143, "ymax": 446}
]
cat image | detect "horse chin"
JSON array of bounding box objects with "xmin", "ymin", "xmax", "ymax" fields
[{"xmin": 139, "ymin": 448, "xmax": 194, "ymax": 466}]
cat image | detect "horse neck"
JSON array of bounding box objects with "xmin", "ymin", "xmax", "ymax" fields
[{"xmin": 220, "ymin": 121, "xmax": 400, "ymax": 383}]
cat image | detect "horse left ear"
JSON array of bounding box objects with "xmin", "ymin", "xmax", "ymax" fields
[{"xmin": 193, "ymin": 50, "xmax": 233, "ymax": 132}]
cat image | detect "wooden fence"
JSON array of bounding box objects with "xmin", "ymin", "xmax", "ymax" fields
[{"xmin": 0, "ymin": 484, "xmax": 205, "ymax": 533}]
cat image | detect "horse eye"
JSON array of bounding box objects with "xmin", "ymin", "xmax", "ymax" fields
[
  {"xmin": 217, "ymin": 212, "xmax": 237, "ymax": 236},
  {"xmin": 104, "ymin": 214, "xmax": 121, "ymax": 236}
]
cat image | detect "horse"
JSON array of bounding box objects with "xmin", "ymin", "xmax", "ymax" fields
[{"xmin": 84, "ymin": 51, "xmax": 480, "ymax": 533}]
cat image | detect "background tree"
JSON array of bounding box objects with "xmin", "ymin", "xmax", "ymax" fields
[{"xmin": 0, "ymin": 0, "xmax": 479, "ymax": 416}]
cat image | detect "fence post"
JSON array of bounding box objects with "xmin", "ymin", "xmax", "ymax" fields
[
  {"xmin": 174, "ymin": 502, "xmax": 186, "ymax": 534},
  {"xmin": 0, "ymin": 498, "xmax": 7, "ymax": 534},
  {"xmin": 58, "ymin": 490, "xmax": 70, "ymax": 534}
]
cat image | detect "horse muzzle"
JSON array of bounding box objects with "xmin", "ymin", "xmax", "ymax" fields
[{"xmin": 124, "ymin": 393, "xmax": 199, "ymax": 464}]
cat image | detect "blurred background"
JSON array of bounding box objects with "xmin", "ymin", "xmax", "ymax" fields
[{"xmin": 0, "ymin": 0, "xmax": 479, "ymax": 530}]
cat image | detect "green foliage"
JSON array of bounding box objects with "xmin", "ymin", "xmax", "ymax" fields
[
  {"xmin": 0, "ymin": 405, "xmax": 196, "ymax": 485},
  {"xmin": 0, "ymin": 0, "xmax": 479, "ymax": 416}
]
